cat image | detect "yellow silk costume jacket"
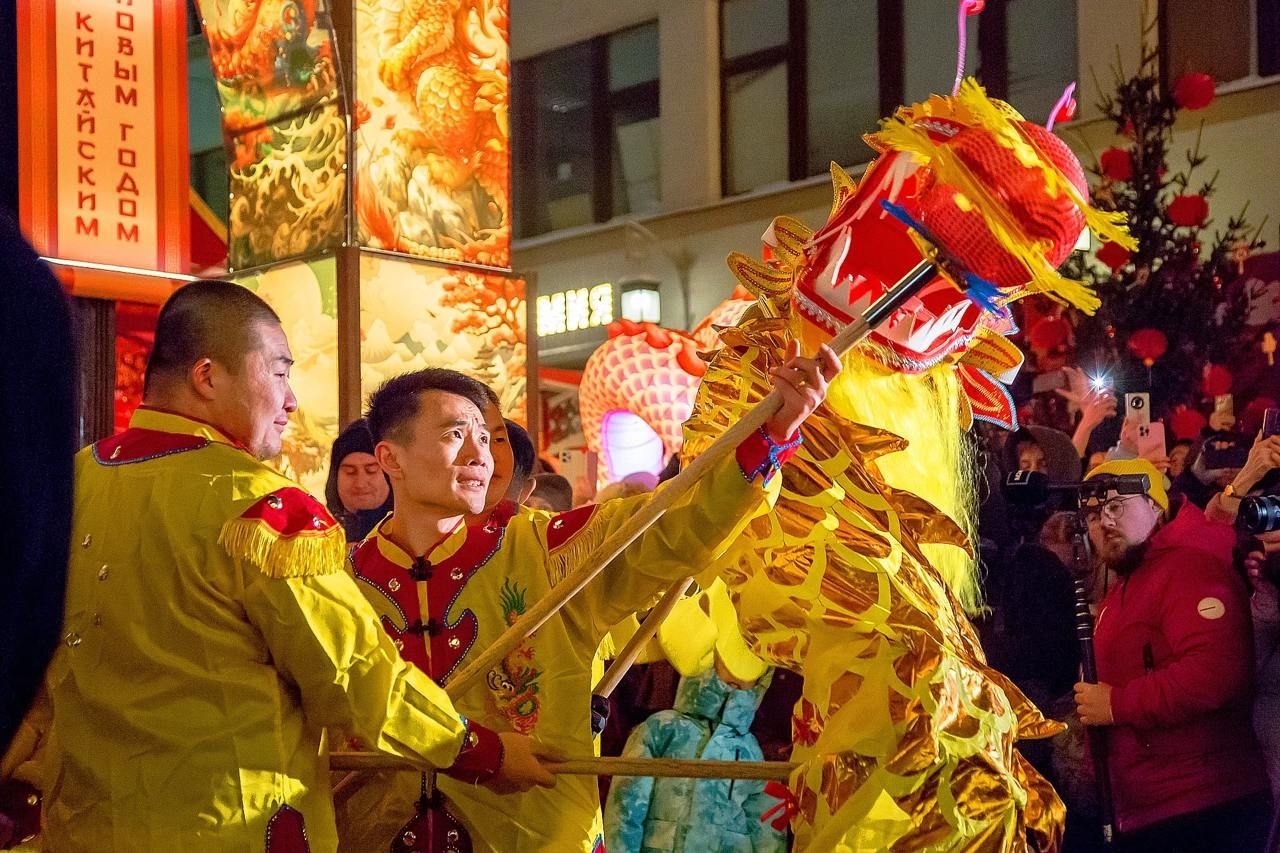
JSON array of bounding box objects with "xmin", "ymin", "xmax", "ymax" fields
[
  {"xmin": 337, "ymin": 431, "xmax": 793, "ymax": 852},
  {"xmin": 44, "ymin": 409, "xmax": 493, "ymax": 853}
]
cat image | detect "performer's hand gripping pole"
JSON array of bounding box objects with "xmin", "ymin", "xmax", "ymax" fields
[{"xmin": 445, "ymin": 257, "xmax": 941, "ymax": 699}]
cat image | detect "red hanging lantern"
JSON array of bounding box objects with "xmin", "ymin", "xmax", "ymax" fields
[
  {"xmin": 1202, "ymin": 364, "xmax": 1234, "ymax": 397},
  {"xmin": 1096, "ymin": 240, "xmax": 1132, "ymax": 272},
  {"xmin": 1167, "ymin": 194, "xmax": 1210, "ymax": 228},
  {"xmin": 1127, "ymin": 328, "xmax": 1168, "ymax": 366},
  {"xmin": 1170, "ymin": 406, "xmax": 1208, "ymax": 440},
  {"xmin": 1173, "ymin": 72, "xmax": 1216, "ymax": 110},
  {"xmin": 1028, "ymin": 316, "xmax": 1071, "ymax": 352},
  {"xmin": 1099, "ymin": 147, "xmax": 1134, "ymax": 182}
]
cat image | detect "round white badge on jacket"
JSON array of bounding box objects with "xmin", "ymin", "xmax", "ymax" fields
[{"xmin": 1196, "ymin": 597, "xmax": 1225, "ymax": 620}]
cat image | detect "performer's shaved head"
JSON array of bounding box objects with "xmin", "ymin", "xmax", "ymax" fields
[{"xmin": 144, "ymin": 280, "xmax": 281, "ymax": 395}]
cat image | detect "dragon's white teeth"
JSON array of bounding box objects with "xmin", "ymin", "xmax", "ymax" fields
[
  {"xmin": 939, "ymin": 301, "xmax": 968, "ymax": 333},
  {"xmin": 881, "ymin": 311, "xmax": 914, "ymax": 344},
  {"xmin": 907, "ymin": 316, "xmax": 940, "ymax": 351}
]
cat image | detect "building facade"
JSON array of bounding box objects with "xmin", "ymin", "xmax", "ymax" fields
[{"xmin": 511, "ymin": 0, "xmax": 1280, "ymax": 368}]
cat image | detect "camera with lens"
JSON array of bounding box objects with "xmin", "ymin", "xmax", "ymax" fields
[
  {"xmin": 1004, "ymin": 469, "xmax": 1150, "ymax": 509},
  {"xmin": 1239, "ymin": 493, "xmax": 1280, "ymax": 535}
]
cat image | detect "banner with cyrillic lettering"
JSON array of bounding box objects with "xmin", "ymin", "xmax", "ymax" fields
[{"xmin": 18, "ymin": 0, "xmax": 188, "ymax": 283}]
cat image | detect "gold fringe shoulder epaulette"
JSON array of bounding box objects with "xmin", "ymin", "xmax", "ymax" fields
[{"xmin": 219, "ymin": 487, "xmax": 345, "ymax": 579}]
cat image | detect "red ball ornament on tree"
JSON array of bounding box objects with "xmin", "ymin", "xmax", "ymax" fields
[
  {"xmin": 1202, "ymin": 364, "xmax": 1234, "ymax": 397},
  {"xmin": 1173, "ymin": 72, "xmax": 1216, "ymax": 110},
  {"xmin": 1127, "ymin": 328, "xmax": 1168, "ymax": 366},
  {"xmin": 1168, "ymin": 194, "xmax": 1209, "ymax": 227},
  {"xmin": 1028, "ymin": 316, "xmax": 1071, "ymax": 352},
  {"xmin": 1097, "ymin": 240, "xmax": 1132, "ymax": 272},
  {"xmin": 1099, "ymin": 147, "xmax": 1134, "ymax": 182},
  {"xmin": 1170, "ymin": 406, "xmax": 1208, "ymax": 440}
]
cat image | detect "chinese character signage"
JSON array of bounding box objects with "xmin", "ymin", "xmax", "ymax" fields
[{"xmin": 19, "ymin": 0, "xmax": 189, "ymax": 282}]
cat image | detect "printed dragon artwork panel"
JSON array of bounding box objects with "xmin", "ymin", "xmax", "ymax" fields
[
  {"xmin": 231, "ymin": 257, "xmax": 340, "ymax": 495},
  {"xmin": 359, "ymin": 253, "xmax": 527, "ymax": 424},
  {"xmin": 194, "ymin": 0, "xmax": 345, "ymax": 269},
  {"xmin": 354, "ymin": 0, "xmax": 511, "ymax": 270}
]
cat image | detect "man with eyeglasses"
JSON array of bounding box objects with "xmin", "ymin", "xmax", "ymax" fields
[{"xmin": 1074, "ymin": 458, "xmax": 1270, "ymax": 851}]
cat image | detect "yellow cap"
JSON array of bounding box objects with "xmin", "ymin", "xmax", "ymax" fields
[{"xmin": 1084, "ymin": 458, "xmax": 1169, "ymax": 511}]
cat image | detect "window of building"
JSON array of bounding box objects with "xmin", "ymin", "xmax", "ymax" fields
[
  {"xmin": 720, "ymin": 0, "xmax": 1079, "ymax": 195},
  {"xmin": 1162, "ymin": 0, "xmax": 1280, "ymax": 85},
  {"xmin": 514, "ymin": 23, "xmax": 660, "ymax": 239},
  {"xmin": 187, "ymin": 9, "xmax": 229, "ymax": 224}
]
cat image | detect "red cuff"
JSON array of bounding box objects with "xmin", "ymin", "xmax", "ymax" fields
[
  {"xmin": 442, "ymin": 720, "xmax": 503, "ymax": 784},
  {"xmin": 735, "ymin": 427, "xmax": 802, "ymax": 483}
]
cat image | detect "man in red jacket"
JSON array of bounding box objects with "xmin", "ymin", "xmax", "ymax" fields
[{"xmin": 1074, "ymin": 458, "xmax": 1271, "ymax": 851}]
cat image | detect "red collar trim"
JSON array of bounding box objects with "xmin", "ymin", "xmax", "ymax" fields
[{"xmin": 92, "ymin": 429, "xmax": 211, "ymax": 466}]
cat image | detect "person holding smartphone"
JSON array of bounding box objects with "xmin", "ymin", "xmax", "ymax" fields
[{"xmin": 1205, "ymin": 426, "xmax": 1280, "ymax": 525}]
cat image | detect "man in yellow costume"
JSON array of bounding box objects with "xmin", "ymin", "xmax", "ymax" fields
[
  {"xmin": 43, "ymin": 281, "xmax": 554, "ymax": 852},
  {"xmin": 336, "ymin": 356, "xmax": 836, "ymax": 852},
  {"xmin": 682, "ymin": 80, "xmax": 1134, "ymax": 851}
]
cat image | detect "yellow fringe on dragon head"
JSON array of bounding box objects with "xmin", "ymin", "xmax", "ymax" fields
[{"xmin": 682, "ymin": 78, "xmax": 1134, "ymax": 851}]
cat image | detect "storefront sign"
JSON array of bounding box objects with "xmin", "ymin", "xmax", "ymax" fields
[
  {"xmin": 537, "ymin": 283, "xmax": 614, "ymax": 337},
  {"xmin": 19, "ymin": 0, "xmax": 188, "ymax": 290}
]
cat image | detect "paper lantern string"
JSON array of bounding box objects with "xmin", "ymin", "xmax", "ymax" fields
[{"xmin": 880, "ymin": 200, "xmax": 1004, "ymax": 314}]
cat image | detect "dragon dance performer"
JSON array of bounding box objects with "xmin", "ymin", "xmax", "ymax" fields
[
  {"xmin": 680, "ymin": 78, "xmax": 1134, "ymax": 851},
  {"xmin": 335, "ymin": 357, "xmax": 835, "ymax": 853},
  {"xmin": 41, "ymin": 282, "xmax": 554, "ymax": 853}
]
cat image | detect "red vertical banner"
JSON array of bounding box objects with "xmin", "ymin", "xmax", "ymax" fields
[{"xmin": 18, "ymin": 0, "xmax": 189, "ymax": 298}]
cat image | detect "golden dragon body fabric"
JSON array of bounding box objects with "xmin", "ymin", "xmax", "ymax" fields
[
  {"xmin": 674, "ymin": 78, "xmax": 1138, "ymax": 850},
  {"xmin": 684, "ymin": 322, "xmax": 1065, "ymax": 851}
]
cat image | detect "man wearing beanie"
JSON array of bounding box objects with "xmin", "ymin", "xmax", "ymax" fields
[
  {"xmin": 326, "ymin": 419, "xmax": 394, "ymax": 541},
  {"xmin": 1074, "ymin": 458, "xmax": 1271, "ymax": 850}
]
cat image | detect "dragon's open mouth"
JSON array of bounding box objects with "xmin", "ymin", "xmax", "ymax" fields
[{"xmin": 795, "ymin": 147, "xmax": 990, "ymax": 373}]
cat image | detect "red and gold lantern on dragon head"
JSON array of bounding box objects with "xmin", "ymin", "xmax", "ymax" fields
[{"xmin": 732, "ymin": 80, "xmax": 1134, "ymax": 429}]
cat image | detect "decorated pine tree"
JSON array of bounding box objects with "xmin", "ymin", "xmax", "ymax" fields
[{"xmin": 1066, "ymin": 29, "xmax": 1267, "ymax": 422}]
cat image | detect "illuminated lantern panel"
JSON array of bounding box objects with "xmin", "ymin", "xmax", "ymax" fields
[
  {"xmin": 226, "ymin": 103, "xmax": 346, "ymax": 271},
  {"xmin": 230, "ymin": 258, "xmax": 340, "ymax": 495},
  {"xmin": 600, "ymin": 409, "xmax": 666, "ymax": 484},
  {"xmin": 192, "ymin": 0, "xmax": 344, "ymax": 270},
  {"xmin": 354, "ymin": 0, "xmax": 512, "ymax": 270},
  {"xmin": 359, "ymin": 254, "xmax": 528, "ymax": 425}
]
